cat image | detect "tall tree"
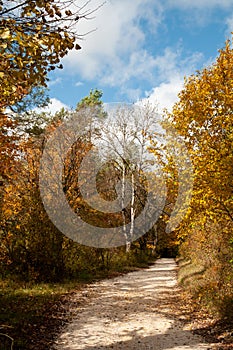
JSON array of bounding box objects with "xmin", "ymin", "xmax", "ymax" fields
[
  {"xmin": 99, "ymin": 103, "xmax": 159, "ymax": 251},
  {"xmin": 0, "ymin": 0, "xmax": 98, "ymax": 207},
  {"xmin": 165, "ymin": 37, "xmax": 233, "ymax": 317}
]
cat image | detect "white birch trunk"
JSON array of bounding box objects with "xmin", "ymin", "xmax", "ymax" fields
[
  {"xmin": 128, "ymin": 171, "xmax": 136, "ymax": 252},
  {"xmin": 121, "ymin": 162, "xmax": 127, "ymax": 247}
]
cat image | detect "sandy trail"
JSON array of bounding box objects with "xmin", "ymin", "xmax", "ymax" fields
[{"xmin": 53, "ymin": 258, "xmax": 211, "ymax": 350}]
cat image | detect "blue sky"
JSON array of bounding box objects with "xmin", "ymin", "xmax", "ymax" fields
[{"xmin": 45, "ymin": 0, "xmax": 233, "ymax": 114}]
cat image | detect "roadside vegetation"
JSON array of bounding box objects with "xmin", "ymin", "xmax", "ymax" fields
[
  {"xmin": 172, "ymin": 40, "xmax": 233, "ymax": 324},
  {"xmin": 0, "ymin": 247, "xmax": 155, "ymax": 350}
]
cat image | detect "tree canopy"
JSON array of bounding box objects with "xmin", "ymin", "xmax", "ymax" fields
[
  {"xmin": 165, "ymin": 38, "xmax": 233, "ymax": 318},
  {"xmin": 0, "ymin": 0, "xmax": 99, "ymax": 111}
]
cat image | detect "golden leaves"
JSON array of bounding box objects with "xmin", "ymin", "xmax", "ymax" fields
[
  {"xmin": 166, "ymin": 37, "xmax": 233, "ymax": 259},
  {"xmin": 0, "ymin": 1, "xmax": 82, "ymax": 110}
]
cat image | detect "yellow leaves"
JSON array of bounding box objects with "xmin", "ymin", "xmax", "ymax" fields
[
  {"xmin": 163, "ymin": 37, "xmax": 233, "ymax": 263},
  {"xmin": 3, "ymin": 208, "xmax": 13, "ymax": 218},
  {"xmin": 0, "ymin": 1, "xmax": 83, "ymax": 111},
  {"xmin": 0, "ymin": 28, "xmax": 10, "ymax": 39}
]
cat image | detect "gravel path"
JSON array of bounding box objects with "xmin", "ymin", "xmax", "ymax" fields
[{"xmin": 53, "ymin": 258, "xmax": 211, "ymax": 350}]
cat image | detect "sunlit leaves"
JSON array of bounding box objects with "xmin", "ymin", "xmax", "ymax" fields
[
  {"xmin": 170, "ymin": 39, "xmax": 233, "ymax": 226},
  {"xmin": 0, "ymin": 0, "xmax": 89, "ymax": 110},
  {"xmin": 167, "ymin": 37, "xmax": 233, "ymax": 317}
]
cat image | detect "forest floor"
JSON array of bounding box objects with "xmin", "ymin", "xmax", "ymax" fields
[{"xmin": 51, "ymin": 258, "xmax": 232, "ymax": 350}]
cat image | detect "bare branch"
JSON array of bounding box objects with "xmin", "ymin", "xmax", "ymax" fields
[{"xmin": 0, "ymin": 0, "xmax": 28, "ymax": 16}]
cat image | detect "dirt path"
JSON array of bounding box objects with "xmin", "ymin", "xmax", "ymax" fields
[{"xmin": 52, "ymin": 258, "xmax": 212, "ymax": 350}]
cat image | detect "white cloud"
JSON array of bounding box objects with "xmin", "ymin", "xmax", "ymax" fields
[
  {"xmin": 166, "ymin": 0, "xmax": 233, "ymax": 9},
  {"xmin": 165, "ymin": 0, "xmax": 233, "ymax": 28},
  {"xmin": 75, "ymin": 81, "xmax": 84, "ymax": 87},
  {"xmin": 62, "ymin": 0, "xmax": 163, "ymax": 81},
  {"xmin": 122, "ymin": 87, "xmax": 142, "ymax": 102},
  {"xmin": 226, "ymin": 14, "xmax": 233, "ymax": 34},
  {"xmin": 58, "ymin": 0, "xmax": 229, "ymax": 106},
  {"xmin": 61, "ymin": 0, "xmax": 209, "ymax": 99},
  {"xmin": 48, "ymin": 78, "xmax": 62, "ymax": 87},
  {"xmin": 36, "ymin": 98, "xmax": 69, "ymax": 114},
  {"xmin": 141, "ymin": 50, "xmax": 204, "ymax": 112},
  {"xmin": 145, "ymin": 77, "xmax": 184, "ymax": 113},
  {"xmin": 100, "ymin": 47, "xmax": 184, "ymax": 87}
]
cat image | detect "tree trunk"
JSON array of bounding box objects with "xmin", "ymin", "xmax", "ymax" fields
[
  {"xmin": 129, "ymin": 171, "xmax": 135, "ymax": 250},
  {"xmin": 121, "ymin": 162, "xmax": 127, "ymax": 249}
]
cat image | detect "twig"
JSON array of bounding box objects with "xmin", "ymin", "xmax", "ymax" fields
[
  {"xmin": 0, "ymin": 0, "xmax": 28, "ymax": 16},
  {"xmin": 0, "ymin": 332, "xmax": 14, "ymax": 350}
]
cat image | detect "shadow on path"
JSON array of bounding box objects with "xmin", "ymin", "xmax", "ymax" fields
[{"xmin": 53, "ymin": 259, "xmax": 210, "ymax": 350}]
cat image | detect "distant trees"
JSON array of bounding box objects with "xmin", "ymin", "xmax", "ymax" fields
[
  {"xmin": 0, "ymin": 89, "xmax": 153, "ymax": 281},
  {"xmin": 98, "ymin": 103, "xmax": 159, "ymax": 251},
  {"xmin": 61, "ymin": 97, "xmax": 161, "ymax": 252}
]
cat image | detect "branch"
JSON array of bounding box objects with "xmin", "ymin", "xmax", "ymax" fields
[
  {"xmin": 0, "ymin": 333, "xmax": 14, "ymax": 350},
  {"xmin": 0, "ymin": 0, "xmax": 28, "ymax": 16},
  {"xmin": 221, "ymin": 202, "xmax": 233, "ymax": 222}
]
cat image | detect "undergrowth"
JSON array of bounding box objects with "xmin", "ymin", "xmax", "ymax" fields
[{"xmin": 0, "ymin": 247, "xmax": 155, "ymax": 350}]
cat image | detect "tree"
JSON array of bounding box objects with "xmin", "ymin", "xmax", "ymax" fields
[
  {"xmin": 0, "ymin": 0, "xmax": 100, "ymax": 110},
  {"xmin": 44, "ymin": 95, "xmax": 160, "ymax": 251},
  {"xmin": 0, "ymin": 107, "xmax": 67, "ymax": 281},
  {"xmin": 9, "ymin": 86, "xmax": 50, "ymax": 114},
  {"xmin": 169, "ymin": 39, "xmax": 233, "ymax": 232},
  {"xmin": 76, "ymin": 89, "xmax": 106, "ymax": 112},
  {"xmin": 63, "ymin": 89, "xmax": 109, "ymax": 225},
  {"xmin": 165, "ymin": 37, "xmax": 233, "ymax": 318},
  {"xmin": 98, "ymin": 103, "xmax": 160, "ymax": 251},
  {"xmin": 0, "ymin": 0, "xmax": 99, "ymax": 208}
]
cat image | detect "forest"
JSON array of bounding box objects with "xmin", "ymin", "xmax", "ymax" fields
[{"xmin": 0, "ymin": 1, "xmax": 232, "ymax": 349}]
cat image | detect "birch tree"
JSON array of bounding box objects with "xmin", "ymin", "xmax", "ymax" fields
[{"xmin": 99, "ymin": 103, "xmax": 159, "ymax": 252}]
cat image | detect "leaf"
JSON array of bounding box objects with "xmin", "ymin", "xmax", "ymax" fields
[{"xmin": 1, "ymin": 29, "xmax": 10, "ymax": 39}]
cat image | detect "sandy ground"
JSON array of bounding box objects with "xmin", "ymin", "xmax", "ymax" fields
[{"xmin": 52, "ymin": 258, "xmax": 212, "ymax": 350}]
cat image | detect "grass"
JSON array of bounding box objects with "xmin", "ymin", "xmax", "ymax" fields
[
  {"xmin": 176, "ymin": 257, "xmax": 233, "ymax": 349},
  {"xmin": 177, "ymin": 257, "xmax": 233, "ymax": 319},
  {"xmin": 177, "ymin": 257, "xmax": 206, "ymax": 287},
  {"xmin": 0, "ymin": 253, "xmax": 156, "ymax": 349},
  {"xmin": 0, "ymin": 278, "xmax": 83, "ymax": 350}
]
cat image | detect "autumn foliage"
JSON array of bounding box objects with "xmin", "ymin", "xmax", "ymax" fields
[
  {"xmin": 166, "ymin": 39, "xmax": 233, "ymax": 320},
  {"xmin": 0, "ymin": 0, "xmax": 232, "ymax": 324},
  {"xmin": 0, "ymin": 0, "xmax": 85, "ymax": 110}
]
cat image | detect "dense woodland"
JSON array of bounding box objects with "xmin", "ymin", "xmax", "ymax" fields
[{"xmin": 0, "ymin": 1, "xmax": 232, "ymax": 348}]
